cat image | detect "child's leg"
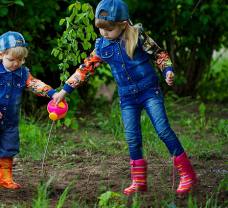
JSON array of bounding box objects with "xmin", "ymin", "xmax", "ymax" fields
[
  {"xmin": 0, "ymin": 126, "xmax": 21, "ymax": 189},
  {"xmin": 143, "ymin": 96, "xmax": 184, "ymax": 156},
  {"xmin": 143, "ymin": 96, "xmax": 197, "ymax": 195},
  {"xmin": 121, "ymin": 104, "xmax": 143, "ymax": 160},
  {"xmin": 121, "ymin": 104, "xmax": 147, "ymax": 195}
]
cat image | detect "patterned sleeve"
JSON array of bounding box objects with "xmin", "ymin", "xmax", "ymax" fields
[
  {"xmin": 63, "ymin": 50, "xmax": 103, "ymax": 94},
  {"xmin": 137, "ymin": 24, "xmax": 173, "ymax": 77},
  {"xmin": 26, "ymin": 71, "xmax": 56, "ymax": 98}
]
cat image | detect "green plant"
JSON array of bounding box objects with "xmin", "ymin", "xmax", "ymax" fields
[
  {"xmin": 55, "ymin": 183, "xmax": 72, "ymax": 208},
  {"xmin": 52, "ymin": 1, "xmax": 96, "ymax": 84},
  {"xmin": 198, "ymin": 102, "xmax": 206, "ymax": 129},
  {"xmin": 131, "ymin": 195, "xmax": 143, "ymax": 208},
  {"xmin": 51, "ymin": 1, "xmax": 97, "ymax": 127},
  {"xmin": 19, "ymin": 116, "xmax": 49, "ymax": 160},
  {"xmin": 98, "ymin": 191, "xmax": 127, "ymax": 208},
  {"xmin": 32, "ymin": 178, "xmax": 52, "ymax": 208},
  {"xmin": 198, "ymin": 49, "xmax": 228, "ymax": 102},
  {"xmin": 32, "ymin": 178, "xmax": 73, "ymax": 208}
]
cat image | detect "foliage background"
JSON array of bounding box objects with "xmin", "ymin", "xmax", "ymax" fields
[
  {"xmin": 0, "ymin": 0, "xmax": 227, "ymax": 109},
  {"xmin": 0, "ymin": 1, "xmax": 227, "ymax": 207}
]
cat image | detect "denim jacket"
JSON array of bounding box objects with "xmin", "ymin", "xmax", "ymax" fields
[
  {"xmin": 0, "ymin": 63, "xmax": 55, "ymax": 127},
  {"xmin": 95, "ymin": 37, "xmax": 160, "ymax": 97},
  {"xmin": 63, "ymin": 29, "xmax": 173, "ymax": 97}
]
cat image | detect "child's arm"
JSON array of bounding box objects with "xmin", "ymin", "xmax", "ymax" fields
[
  {"xmin": 0, "ymin": 112, "xmax": 2, "ymax": 119},
  {"xmin": 26, "ymin": 70, "xmax": 56, "ymax": 98},
  {"xmin": 138, "ymin": 27, "xmax": 174, "ymax": 86},
  {"xmin": 53, "ymin": 51, "xmax": 102, "ymax": 104}
]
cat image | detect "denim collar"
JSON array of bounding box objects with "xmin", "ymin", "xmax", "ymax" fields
[
  {"xmin": 0, "ymin": 62, "xmax": 23, "ymax": 77},
  {"xmin": 102, "ymin": 38, "xmax": 125, "ymax": 49},
  {"xmin": 101, "ymin": 38, "xmax": 116, "ymax": 48}
]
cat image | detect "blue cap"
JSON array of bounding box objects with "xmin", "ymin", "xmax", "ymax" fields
[
  {"xmin": 0, "ymin": 31, "xmax": 28, "ymax": 51},
  {"xmin": 95, "ymin": 0, "xmax": 129, "ymax": 22}
]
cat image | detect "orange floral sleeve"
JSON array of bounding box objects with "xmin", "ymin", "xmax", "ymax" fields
[
  {"xmin": 65, "ymin": 51, "xmax": 102, "ymax": 90},
  {"xmin": 26, "ymin": 73, "xmax": 54, "ymax": 97}
]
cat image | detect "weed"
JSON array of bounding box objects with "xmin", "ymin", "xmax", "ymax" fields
[{"xmin": 98, "ymin": 191, "xmax": 127, "ymax": 208}]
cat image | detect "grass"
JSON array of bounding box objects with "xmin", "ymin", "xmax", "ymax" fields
[
  {"xmin": 9, "ymin": 96, "xmax": 227, "ymax": 207},
  {"xmin": 91, "ymin": 96, "xmax": 227, "ymax": 160},
  {"xmin": 19, "ymin": 116, "xmax": 50, "ymax": 160}
]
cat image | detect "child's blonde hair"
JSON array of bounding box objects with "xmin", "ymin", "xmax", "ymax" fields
[
  {"xmin": 95, "ymin": 15, "xmax": 139, "ymax": 59},
  {"xmin": 122, "ymin": 24, "xmax": 138, "ymax": 59},
  {"xmin": 4, "ymin": 46, "xmax": 28, "ymax": 59}
]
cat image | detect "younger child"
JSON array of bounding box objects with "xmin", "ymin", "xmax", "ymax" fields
[
  {"xmin": 0, "ymin": 31, "xmax": 56, "ymax": 189},
  {"xmin": 53, "ymin": 0, "xmax": 197, "ymax": 196}
]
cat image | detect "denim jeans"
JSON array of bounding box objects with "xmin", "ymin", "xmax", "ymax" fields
[
  {"xmin": 120, "ymin": 88, "xmax": 184, "ymax": 160},
  {"xmin": 0, "ymin": 124, "xmax": 19, "ymax": 158}
]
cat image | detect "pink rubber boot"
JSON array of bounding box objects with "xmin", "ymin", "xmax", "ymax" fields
[
  {"xmin": 174, "ymin": 152, "xmax": 197, "ymax": 195},
  {"xmin": 124, "ymin": 159, "xmax": 147, "ymax": 195}
]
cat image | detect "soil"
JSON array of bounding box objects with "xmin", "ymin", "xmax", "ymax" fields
[{"xmin": 0, "ymin": 136, "xmax": 227, "ymax": 208}]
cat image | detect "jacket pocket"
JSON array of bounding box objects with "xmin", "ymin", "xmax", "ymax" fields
[{"xmin": 100, "ymin": 46, "xmax": 114, "ymax": 60}]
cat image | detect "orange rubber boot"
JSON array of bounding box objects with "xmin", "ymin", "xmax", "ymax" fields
[
  {"xmin": 123, "ymin": 159, "xmax": 147, "ymax": 196},
  {"xmin": 174, "ymin": 152, "xmax": 197, "ymax": 195},
  {"xmin": 0, "ymin": 158, "xmax": 21, "ymax": 189}
]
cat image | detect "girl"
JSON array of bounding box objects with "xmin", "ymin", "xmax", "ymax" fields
[
  {"xmin": 53, "ymin": 0, "xmax": 197, "ymax": 196},
  {"xmin": 0, "ymin": 31, "xmax": 56, "ymax": 189}
]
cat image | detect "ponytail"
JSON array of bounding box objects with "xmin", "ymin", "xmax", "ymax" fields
[{"xmin": 122, "ymin": 24, "xmax": 139, "ymax": 59}]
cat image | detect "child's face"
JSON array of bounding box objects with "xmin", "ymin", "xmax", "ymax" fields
[
  {"xmin": 0, "ymin": 52, "xmax": 25, "ymax": 71},
  {"xmin": 99, "ymin": 23, "xmax": 126, "ymax": 40}
]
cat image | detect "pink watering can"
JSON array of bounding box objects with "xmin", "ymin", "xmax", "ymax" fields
[{"xmin": 47, "ymin": 99, "xmax": 68, "ymax": 121}]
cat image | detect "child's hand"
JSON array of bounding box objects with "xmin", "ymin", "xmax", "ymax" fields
[
  {"xmin": 0, "ymin": 112, "xmax": 2, "ymax": 119},
  {"xmin": 52, "ymin": 89, "xmax": 67, "ymax": 104},
  {"xmin": 165, "ymin": 71, "xmax": 174, "ymax": 86}
]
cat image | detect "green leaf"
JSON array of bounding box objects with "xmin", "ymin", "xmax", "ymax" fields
[
  {"xmin": 68, "ymin": 3, "xmax": 74, "ymax": 12},
  {"xmin": 59, "ymin": 18, "xmax": 65, "ymax": 26},
  {"xmin": 75, "ymin": 2, "xmax": 81, "ymax": 11},
  {"xmin": 14, "ymin": 0, "xmax": 24, "ymax": 6},
  {"xmin": 64, "ymin": 118, "xmax": 72, "ymax": 127},
  {"xmin": 88, "ymin": 10, "xmax": 94, "ymax": 20},
  {"xmin": 81, "ymin": 52, "xmax": 87, "ymax": 59},
  {"xmin": 82, "ymin": 3, "xmax": 89, "ymax": 12}
]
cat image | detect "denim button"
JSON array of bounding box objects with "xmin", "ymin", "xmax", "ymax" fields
[
  {"xmin": 17, "ymin": 83, "xmax": 21, "ymax": 87},
  {"xmin": 5, "ymin": 94, "xmax": 9, "ymax": 98},
  {"xmin": 155, "ymin": 90, "xmax": 159, "ymax": 94},
  {"xmin": 127, "ymin": 77, "xmax": 130, "ymax": 80},
  {"xmin": 7, "ymin": 83, "xmax": 10, "ymax": 86}
]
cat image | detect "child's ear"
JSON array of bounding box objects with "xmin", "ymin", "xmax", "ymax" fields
[{"xmin": 0, "ymin": 52, "xmax": 4, "ymax": 59}]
